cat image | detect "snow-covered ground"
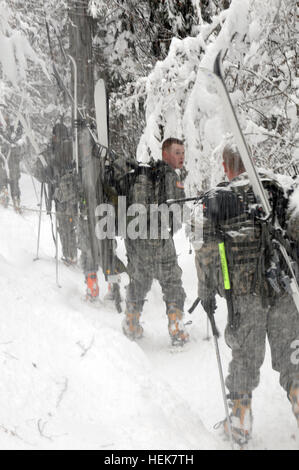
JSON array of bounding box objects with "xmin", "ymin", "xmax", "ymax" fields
[{"xmin": 0, "ymin": 173, "xmax": 298, "ymax": 450}]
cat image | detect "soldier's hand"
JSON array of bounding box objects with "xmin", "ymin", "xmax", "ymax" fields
[{"xmin": 201, "ymin": 295, "xmax": 216, "ymax": 315}]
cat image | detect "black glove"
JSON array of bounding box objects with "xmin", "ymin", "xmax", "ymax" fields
[{"xmin": 201, "ymin": 294, "xmax": 216, "ymax": 315}]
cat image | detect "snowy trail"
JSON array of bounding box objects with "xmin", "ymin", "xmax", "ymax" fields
[{"xmin": 0, "ymin": 174, "xmax": 297, "ymax": 450}]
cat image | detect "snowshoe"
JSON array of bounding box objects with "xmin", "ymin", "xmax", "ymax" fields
[
  {"xmin": 215, "ymin": 395, "xmax": 253, "ymax": 448},
  {"xmin": 167, "ymin": 303, "xmax": 189, "ymax": 346},
  {"xmin": 122, "ymin": 312, "xmax": 143, "ymax": 340}
]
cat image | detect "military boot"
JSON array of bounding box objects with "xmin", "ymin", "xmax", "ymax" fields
[
  {"xmin": 289, "ymin": 380, "xmax": 299, "ymax": 428},
  {"xmin": 85, "ymin": 272, "xmax": 99, "ymax": 301},
  {"xmin": 167, "ymin": 303, "xmax": 189, "ymax": 346},
  {"xmin": 217, "ymin": 394, "xmax": 253, "ymax": 446},
  {"xmin": 122, "ymin": 304, "xmax": 143, "ymax": 340}
]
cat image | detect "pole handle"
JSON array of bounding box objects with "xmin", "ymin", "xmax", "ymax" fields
[
  {"xmin": 188, "ymin": 297, "xmax": 200, "ymax": 314},
  {"xmin": 205, "ymin": 309, "xmax": 220, "ymax": 338}
]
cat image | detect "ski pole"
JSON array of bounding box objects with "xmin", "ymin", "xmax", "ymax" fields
[
  {"xmin": 188, "ymin": 297, "xmax": 210, "ymax": 340},
  {"xmin": 68, "ymin": 55, "xmax": 79, "ymax": 175},
  {"xmin": 204, "ymin": 307, "xmax": 234, "ymax": 450},
  {"xmin": 188, "ymin": 297, "xmax": 200, "ymax": 314},
  {"xmin": 34, "ymin": 182, "xmax": 44, "ymax": 261}
]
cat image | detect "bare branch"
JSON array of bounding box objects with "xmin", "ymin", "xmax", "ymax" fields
[
  {"xmin": 56, "ymin": 378, "xmax": 69, "ymax": 409},
  {"xmin": 37, "ymin": 419, "xmax": 53, "ymax": 441},
  {"xmin": 76, "ymin": 335, "xmax": 95, "ymax": 357}
]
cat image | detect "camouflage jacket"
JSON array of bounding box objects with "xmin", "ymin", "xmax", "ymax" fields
[
  {"xmin": 105, "ymin": 157, "xmax": 186, "ymax": 237},
  {"xmin": 194, "ymin": 171, "xmax": 296, "ymax": 300},
  {"xmin": 0, "ymin": 122, "xmax": 24, "ymax": 155},
  {"xmin": 130, "ymin": 160, "xmax": 186, "ymax": 236},
  {"xmin": 33, "ymin": 145, "xmax": 79, "ymax": 208}
]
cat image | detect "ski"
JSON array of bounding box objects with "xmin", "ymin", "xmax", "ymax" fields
[
  {"xmin": 200, "ymin": 51, "xmax": 299, "ymax": 314},
  {"xmin": 94, "ymin": 79, "xmax": 109, "ymax": 151},
  {"xmin": 94, "ymin": 79, "xmax": 122, "ymax": 313}
]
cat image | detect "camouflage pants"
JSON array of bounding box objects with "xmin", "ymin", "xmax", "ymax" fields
[
  {"xmin": 0, "ymin": 165, "xmax": 8, "ymax": 190},
  {"xmin": 56, "ymin": 202, "xmax": 77, "ymax": 260},
  {"xmin": 225, "ymin": 293, "xmax": 299, "ymax": 395},
  {"xmin": 125, "ymin": 237, "xmax": 186, "ymax": 313},
  {"xmin": 78, "ymin": 217, "xmax": 98, "ymax": 274},
  {"xmin": 8, "ymin": 151, "xmax": 21, "ymax": 200}
]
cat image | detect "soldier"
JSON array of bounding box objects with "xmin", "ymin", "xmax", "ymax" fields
[
  {"xmin": 122, "ymin": 137, "xmax": 189, "ymax": 346},
  {"xmin": 193, "ymin": 144, "xmax": 299, "ymax": 445},
  {"xmin": 78, "ymin": 141, "xmax": 126, "ymax": 303},
  {"xmin": 34, "ymin": 121, "xmax": 78, "ymax": 266},
  {"xmin": 0, "ymin": 114, "xmax": 24, "ymax": 212},
  {"xmin": 51, "ymin": 122, "xmax": 78, "ymax": 266}
]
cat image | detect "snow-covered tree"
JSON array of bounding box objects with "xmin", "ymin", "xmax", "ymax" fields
[
  {"xmin": 2, "ymin": 0, "xmax": 297, "ymax": 188},
  {"xmin": 89, "ymin": 0, "xmax": 203, "ymax": 157},
  {"xmin": 137, "ymin": 0, "xmax": 298, "ymax": 193},
  {"xmin": 0, "ymin": 0, "xmax": 69, "ymax": 160}
]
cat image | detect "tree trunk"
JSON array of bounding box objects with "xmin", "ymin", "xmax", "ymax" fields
[
  {"xmin": 68, "ymin": 0, "xmax": 101, "ymax": 268},
  {"xmin": 68, "ymin": 0, "xmax": 94, "ymax": 123}
]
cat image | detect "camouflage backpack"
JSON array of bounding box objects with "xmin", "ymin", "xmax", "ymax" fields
[
  {"xmin": 202, "ymin": 174, "xmax": 290, "ymax": 299},
  {"xmin": 102, "ymin": 155, "xmax": 164, "ymax": 212}
]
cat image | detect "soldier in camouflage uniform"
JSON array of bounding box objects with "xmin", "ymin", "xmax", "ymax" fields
[
  {"xmin": 34, "ymin": 122, "xmax": 78, "ymax": 265},
  {"xmin": 0, "ymin": 115, "xmax": 24, "ymax": 212},
  {"xmin": 51, "ymin": 123, "xmax": 78, "ymax": 265},
  {"xmin": 122, "ymin": 138, "xmax": 189, "ymax": 346},
  {"xmin": 193, "ymin": 144, "xmax": 299, "ymax": 445}
]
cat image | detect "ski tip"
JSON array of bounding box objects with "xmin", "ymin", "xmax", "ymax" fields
[
  {"xmin": 95, "ymin": 78, "xmax": 106, "ymax": 92},
  {"xmin": 213, "ymin": 50, "xmax": 223, "ymax": 78}
]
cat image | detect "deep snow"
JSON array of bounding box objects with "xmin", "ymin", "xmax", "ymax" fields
[{"xmin": 0, "ymin": 173, "xmax": 298, "ymax": 450}]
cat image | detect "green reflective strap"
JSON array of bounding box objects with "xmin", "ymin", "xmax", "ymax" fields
[{"xmin": 218, "ymin": 242, "xmax": 231, "ymax": 290}]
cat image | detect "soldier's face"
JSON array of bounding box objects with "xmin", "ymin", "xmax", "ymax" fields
[{"xmin": 163, "ymin": 144, "xmax": 185, "ymax": 169}]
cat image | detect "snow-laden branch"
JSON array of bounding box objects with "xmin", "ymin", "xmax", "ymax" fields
[
  {"xmin": 137, "ymin": 0, "xmax": 297, "ymax": 190},
  {"xmin": 0, "ymin": 2, "xmax": 50, "ymax": 86}
]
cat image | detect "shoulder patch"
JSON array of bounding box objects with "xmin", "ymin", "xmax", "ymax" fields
[{"xmin": 176, "ymin": 181, "xmax": 184, "ymax": 189}]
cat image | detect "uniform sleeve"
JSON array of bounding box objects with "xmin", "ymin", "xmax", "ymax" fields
[
  {"xmin": 164, "ymin": 170, "xmax": 186, "ymax": 233},
  {"xmin": 164, "ymin": 170, "xmax": 185, "ymax": 202}
]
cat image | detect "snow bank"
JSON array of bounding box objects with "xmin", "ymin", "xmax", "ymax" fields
[
  {"xmin": 0, "ymin": 174, "xmax": 218, "ymax": 450},
  {"xmin": 0, "ymin": 174, "xmax": 297, "ymax": 450}
]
